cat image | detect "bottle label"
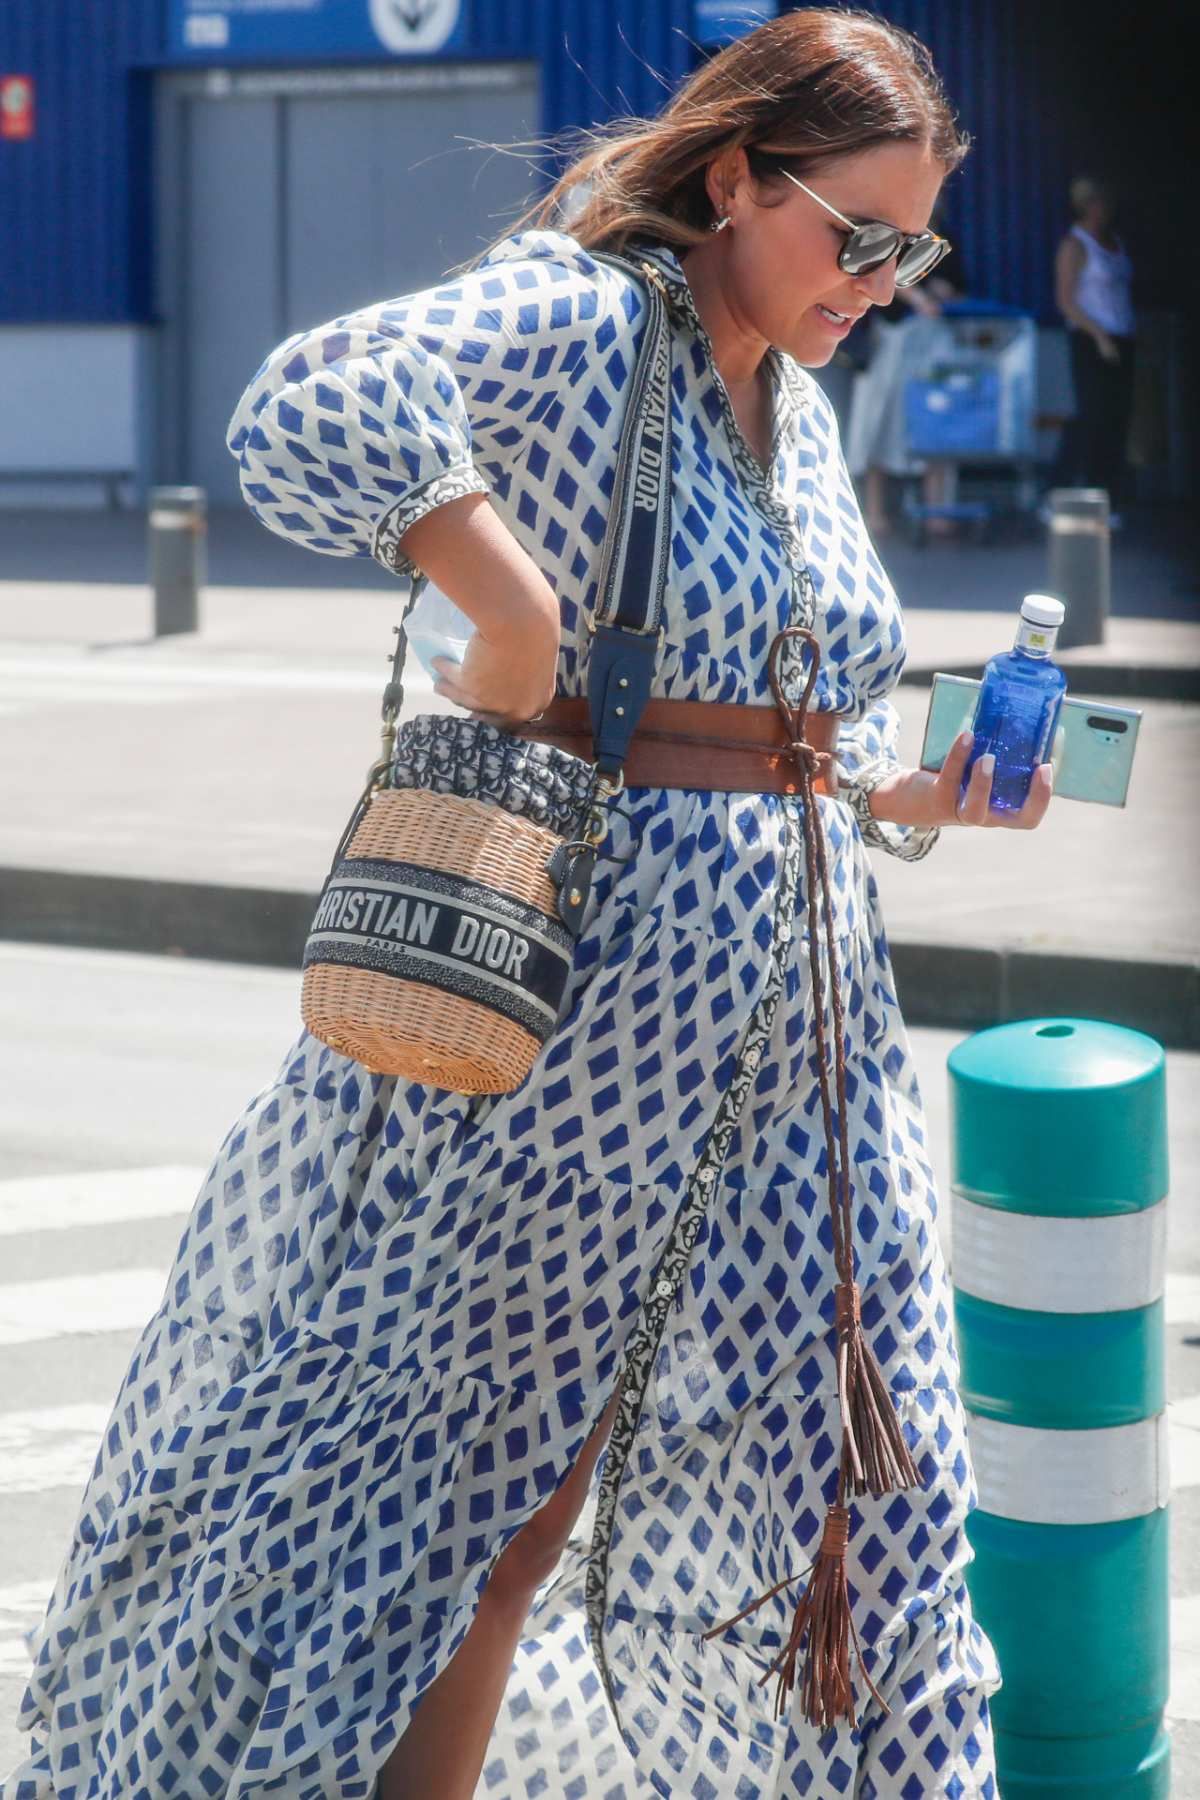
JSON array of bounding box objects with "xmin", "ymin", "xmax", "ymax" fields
[{"xmin": 1016, "ymin": 618, "xmax": 1058, "ymax": 656}]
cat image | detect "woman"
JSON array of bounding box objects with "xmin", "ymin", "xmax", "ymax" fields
[
  {"xmin": 7, "ymin": 13, "xmax": 1053, "ymax": 1799},
  {"xmin": 1053, "ymin": 175, "xmax": 1136, "ymax": 508}
]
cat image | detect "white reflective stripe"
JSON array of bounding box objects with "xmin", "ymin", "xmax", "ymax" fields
[
  {"xmin": 952, "ymin": 1190, "xmax": 1166, "ymax": 1313},
  {"xmin": 967, "ymin": 1412, "xmax": 1170, "ymax": 1523}
]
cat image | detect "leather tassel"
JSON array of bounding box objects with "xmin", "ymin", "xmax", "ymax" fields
[
  {"xmin": 763, "ymin": 1504, "xmax": 887, "ymax": 1729},
  {"xmin": 766, "ymin": 1504, "xmax": 888, "ymax": 1728},
  {"xmin": 700, "ymin": 1504, "xmax": 888, "ymax": 1731},
  {"xmin": 835, "ymin": 1280, "xmax": 920, "ymax": 1499}
]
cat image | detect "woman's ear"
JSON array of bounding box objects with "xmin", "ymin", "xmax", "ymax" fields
[{"xmin": 705, "ymin": 145, "xmax": 750, "ymax": 224}]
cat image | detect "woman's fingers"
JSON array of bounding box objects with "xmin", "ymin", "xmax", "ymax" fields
[
  {"xmin": 430, "ymin": 656, "xmax": 470, "ymax": 706},
  {"xmin": 945, "ymin": 730, "xmax": 1054, "ymax": 831},
  {"xmin": 432, "ymin": 659, "xmax": 502, "ymax": 721},
  {"xmin": 980, "ymin": 760, "xmax": 1053, "ymax": 830},
  {"xmin": 955, "ymin": 751, "xmax": 994, "ymax": 826},
  {"xmin": 936, "ymin": 730, "xmax": 973, "ymax": 822},
  {"xmin": 1008, "ymin": 763, "xmax": 1054, "ymax": 830}
]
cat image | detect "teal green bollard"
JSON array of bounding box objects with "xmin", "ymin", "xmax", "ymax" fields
[{"xmin": 948, "ymin": 1018, "xmax": 1170, "ymax": 1798}]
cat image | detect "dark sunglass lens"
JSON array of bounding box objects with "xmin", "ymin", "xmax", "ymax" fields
[
  {"xmin": 896, "ymin": 238, "xmax": 947, "ymax": 286},
  {"xmin": 839, "ymin": 220, "xmax": 903, "ymax": 275}
]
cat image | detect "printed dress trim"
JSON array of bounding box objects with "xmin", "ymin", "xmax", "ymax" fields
[
  {"xmin": 373, "ymin": 465, "xmax": 489, "ymax": 576},
  {"xmin": 836, "ymin": 752, "xmax": 942, "ymax": 864},
  {"xmin": 636, "ymin": 249, "xmax": 822, "ymax": 722},
  {"xmin": 585, "ymin": 802, "xmax": 806, "ymax": 1723}
]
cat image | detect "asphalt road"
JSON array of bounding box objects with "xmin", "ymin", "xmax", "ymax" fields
[{"xmin": 1, "ymin": 944, "xmax": 1198, "ymax": 1791}]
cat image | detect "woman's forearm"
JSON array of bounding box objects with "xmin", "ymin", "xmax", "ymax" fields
[
  {"xmin": 1059, "ymin": 297, "xmax": 1108, "ymax": 342},
  {"xmin": 864, "ymin": 767, "xmax": 918, "ymax": 823},
  {"xmin": 400, "ymin": 493, "xmax": 561, "ymax": 653}
]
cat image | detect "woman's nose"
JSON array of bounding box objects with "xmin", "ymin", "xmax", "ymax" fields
[{"xmin": 855, "ymin": 260, "xmax": 898, "ymax": 307}]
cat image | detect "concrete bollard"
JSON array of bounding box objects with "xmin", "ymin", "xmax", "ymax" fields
[
  {"xmin": 948, "ymin": 1017, "xmax": 1170, "ymax": 1799},
  {"xmin": 1046, "ymin": 487, "xmax": 1110, "ymax": 650},
  {"xmin": 148, "ymin": 486, "xmax": 206, "ymax": 636}
]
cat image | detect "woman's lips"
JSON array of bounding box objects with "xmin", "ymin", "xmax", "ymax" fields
[{"xmin": 813, "ymin": 303, "xmax": 856, "ymax": 336}]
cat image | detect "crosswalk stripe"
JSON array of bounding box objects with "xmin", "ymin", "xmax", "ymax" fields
[
  {"xmin": 1168, "ymin": 1593, "xmax": 1200, "ymax": 1724},
  {"xmin": 0, "ymin": 1406, "xmax": 110, "ymax": 1495},
  {"xmin": 0, "ymin": 656, "xmax": 437, "ymax": 698},
  {"xmin": 1168, "ymin": 1396, "xmax": 1200, "ymax": 1493},
  {"xmin": 1165, "ymin": 1272, "xmax": 1200, "ymax": 1325},
  {"xmin": 0, "ymin": 1582, "xmax": 53, "ymax": 1680},
  {"xmin": 0, "ymin": 1269, "xmax": 164, "ymax": 1349},
  {"xmin": 0, "ymin": 1166, "xmax": 200, "ymax": 1238}
]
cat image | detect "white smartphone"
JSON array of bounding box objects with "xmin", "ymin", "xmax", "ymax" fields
[{"xmin": 919, "ymin": 673, "xmax": 1142, "ymax": 807}]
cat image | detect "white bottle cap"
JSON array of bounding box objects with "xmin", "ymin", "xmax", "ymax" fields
[{"xmin": 1021, "ymin": 594, "xmax": 1066, "ymax": 628}]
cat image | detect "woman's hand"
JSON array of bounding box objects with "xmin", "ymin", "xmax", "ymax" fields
[
  {"xmin": 865, "ymin": 730, "xmax": 1055, "ymax": 831},
  {"xmin": 431, "ymin": 626, "xmax": 557, "ymax": 729},
  {"xmin": 1093, "ymin": 327, "xmax": 1120, "ymax": 364},
  {"xmin": 401, "ymin": 493, "xmax": 561, "ymax": 727}
]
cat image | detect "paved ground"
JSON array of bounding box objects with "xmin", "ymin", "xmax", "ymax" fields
[
  {"xmin": 1, "ymin": 506, "xmax": 1196, "ymax": 1043},
  {"xmin": 0, "ymin": 945, "xmax": 1197, "ymax": 1791},
  {"xmin": 0, "ymin": 503, "xmax": 1196, "ymax": 1789}
]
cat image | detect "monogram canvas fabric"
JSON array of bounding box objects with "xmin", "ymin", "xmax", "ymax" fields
[{"xmin": 6, "ymin": 234, "xmax": 1000, "ymax": 1799}]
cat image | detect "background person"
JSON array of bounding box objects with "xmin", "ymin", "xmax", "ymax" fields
[{"xmin": 1052, "ymin": 174, "xmax": 1136, "ymax": 512}]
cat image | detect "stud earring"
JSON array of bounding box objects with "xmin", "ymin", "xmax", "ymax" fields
[{"xmin": 710, "ymin": 214, "xmax": 731, "ymax": 233}]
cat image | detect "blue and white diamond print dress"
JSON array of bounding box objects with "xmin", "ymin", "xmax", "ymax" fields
[{"xmin": 5, "ymin": 234, "xmax": 1002, "ymax": 1800}]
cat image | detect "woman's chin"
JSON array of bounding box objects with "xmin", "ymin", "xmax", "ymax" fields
[{"xmin": 788, "ymin": 336, "xmax": 839, "ymax": 369}]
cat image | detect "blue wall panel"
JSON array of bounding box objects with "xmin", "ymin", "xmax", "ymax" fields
[
  {"xmin": 3, "ymin": 1, "xmax": 1166, "ymax": 328},
  {"xmin": 0, "ymin": 2, "xmax": 163, "ymax": 322},
  {"xmin": 859, "ymin": 0, "xmax": 1067, "ymax": 319},
  {"xmin": 538, "ymin": 0, "xmax": 696, "ymax": 141}
]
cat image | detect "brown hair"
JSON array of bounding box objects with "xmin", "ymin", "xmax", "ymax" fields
[{"xmin": 521, "ymin": 8, "xmax": 969, "ymax": 256}]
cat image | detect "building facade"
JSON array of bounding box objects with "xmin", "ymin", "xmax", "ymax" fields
[{"xmin": 0, "ymin": 1, "xmax": 1184, "ymax": 504}]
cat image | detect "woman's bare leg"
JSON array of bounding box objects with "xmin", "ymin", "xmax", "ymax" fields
[
  {"xmin": 377, "ymin": 1392, "xmax": 619, "ymax": 1800},
  {"xmin": 922, "ymin": 460, "xmax": 957, "ymax": 533},
  {"xmin": 864, "ymin": 465, "xmax": 891, "ymax": 537}
]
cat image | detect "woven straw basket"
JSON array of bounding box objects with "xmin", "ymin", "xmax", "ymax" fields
[{"xmin": 301, "ymin": 786, "xmax": 571, "ymax": 1094}]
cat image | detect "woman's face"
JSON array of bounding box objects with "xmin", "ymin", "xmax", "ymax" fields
[{"xmin": 711, "ymin": 139, "xmax": 947, "ymax": 367}]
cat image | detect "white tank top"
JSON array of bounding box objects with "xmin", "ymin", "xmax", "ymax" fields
[{"xmin": 1070, "ymin": 225, "xmax": 1135, "ymax": 336}]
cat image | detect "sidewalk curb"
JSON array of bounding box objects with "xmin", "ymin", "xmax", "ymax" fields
[
  {"xmin": 3, "ymin": 866, "xmax": 1197, "ymax": 1051},
  {"xmin": 901, "ymin": 663, "xmax": 1200, "ymax": 703}
]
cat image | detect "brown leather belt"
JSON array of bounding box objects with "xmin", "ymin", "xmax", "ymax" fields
[{"xmin": 515, "ymin": 697, "xmax": 841, "ymax": 795}]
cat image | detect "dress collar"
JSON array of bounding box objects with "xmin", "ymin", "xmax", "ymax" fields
[{"xmin": 630, "ymin": 242, "xmax": 816, "ymax": 629}]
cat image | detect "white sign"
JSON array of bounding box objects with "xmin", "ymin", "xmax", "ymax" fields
[
  {"xmin": 368, "ymin": 0, "xmax": 462, "ymax": 55},
  {"xmin": 183, "ymin": 14, "xmax": 230, "ymax": 47}
]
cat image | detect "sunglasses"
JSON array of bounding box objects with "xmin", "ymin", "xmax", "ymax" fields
[{"xmin": 778, "ymin": 168, "xmax": 951, "ymax": 288}]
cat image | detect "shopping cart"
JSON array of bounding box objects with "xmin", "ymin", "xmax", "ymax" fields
[{"xmin": 901, "ymin": 299, "xmax": 1039, "ymax": 545}]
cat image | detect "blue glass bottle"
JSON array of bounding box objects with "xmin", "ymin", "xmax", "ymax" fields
[{"xmin": 962, "ymin": 595, "xmax": 1068, "ymax": 814}]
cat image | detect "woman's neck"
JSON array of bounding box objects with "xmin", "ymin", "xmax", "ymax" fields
[
  {"xmin": 679, "ymin": 240, "xmax": 770, "ymax": 389},
  {"xmin": 678, "ymin": 240, "xmax": 775, "ymax": 470}
]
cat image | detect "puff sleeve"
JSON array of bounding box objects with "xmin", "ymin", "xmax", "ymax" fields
[{"xmin": 225, "ymin": 234, "xmax": 640, "ymax": 581}]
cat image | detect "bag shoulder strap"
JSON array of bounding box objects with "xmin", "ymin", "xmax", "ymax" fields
[
  {"xmin": 380, "ymin": 249, "xmax": 675, "ymax": 785},
  {"xmin": 584, "ymin": 251, "xmax": 674, "ymax": 778}
]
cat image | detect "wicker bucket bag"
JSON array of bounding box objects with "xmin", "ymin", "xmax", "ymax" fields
[{"xmin": 300, "ymin": 258, "xmax": 673, "ymax": 1095}]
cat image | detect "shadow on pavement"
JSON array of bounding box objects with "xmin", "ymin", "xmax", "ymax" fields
[{"xmin": 0, "ymin": 499, "xmax": 1196, "ymax": 614}]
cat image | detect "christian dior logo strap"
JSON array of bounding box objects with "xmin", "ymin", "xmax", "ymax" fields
[
  {"xmin": 304, "ymin": 858, "xmax": 575, "ymax": 1038},
  {"xmin": 589, "ymin": 255, "xmax": 673, "ymax": 640},
  {"xmin": 585, "ymin": 254, "xmax": 675, "ymax": 779}
]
